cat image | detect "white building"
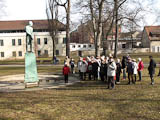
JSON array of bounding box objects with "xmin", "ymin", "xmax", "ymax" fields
[
  {"xmin": 70, "ymin": 43, "xmax": 95, "ymax": 51},
  {"xmin": 0, "ymin": 20, "xmax": 66, "ymax": 60}
]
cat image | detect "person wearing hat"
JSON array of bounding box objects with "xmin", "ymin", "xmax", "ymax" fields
[
  {"xmin": 63, "ymin": 62, "xmax": 70, "ymax": 83},
  {"xmin": 132, "ymin": 59, "xmax": 138, "ymax": 83}
]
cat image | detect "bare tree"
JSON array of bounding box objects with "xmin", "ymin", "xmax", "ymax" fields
[
  {"xmin": 56, "ymin": 0, "xmax": 71, "ymax": 57},
  {"xmin": 89, "ymin": 0, "xmax": 105, "ymax": 57},
  {"xmin": 46, "ymin": 0, "xmax": 59, "ymax": 60}
]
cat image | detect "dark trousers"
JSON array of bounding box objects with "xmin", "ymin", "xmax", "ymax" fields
[
  {"xmin": 100, "ymin": 73, "xmax": 105, "ymax": 81},
  {"xmin": 128, "ymin": 73, "xmax": 134, "ymax": 84},
  {"xmin": 150, "ymin": 74, "xmax": 154, "ymax": 84},
  {"xmin": 108, "ymin": 76, "xmax": 115, "ymax": 89},
  {"xmin": 134, "ymin": 74, "xmax": 137, "ymax": 82},
  {"xmin": 88, "ymin": 71, "xmax": 92, "ymax": 80},
  {"xmin": 81, "ymin": 72, "xmax": 86, "ymax": 80},
  {"xmin": 138, "ymin": 71, "xmax": 142, "ymax": 81},
  {"xmin": 64, "ymin": 74, "xmax": 68, "ymax": 83},
  {"xmin": 93, "ymin": 72, "xmax": 98, "ymax": 80},
  {"xmin": 116, "ymin": 73, "xmax": 120, "ymax": 83}
]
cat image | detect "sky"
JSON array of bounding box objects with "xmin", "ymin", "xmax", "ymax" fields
[{"xmin": 0, "ymin": 0, "xmax": 160, "ymax": 29}]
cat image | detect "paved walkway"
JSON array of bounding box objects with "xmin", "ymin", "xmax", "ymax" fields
[{"xmin": 0, "ymin": 73, "xmax": 80, "ymax": 92}]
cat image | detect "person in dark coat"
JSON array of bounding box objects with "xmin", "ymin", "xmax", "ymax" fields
[
  {"xmin": 92, "ymin": 59, "xmax": 99, "ymax": 80},
  {"xmin": 127, "ymin": 58, "xmax": 134, "ymax": 84},
  {"xmin": 100, "ymin": 60, "xmax": 106, "ymax": 81},
  {"xmin": 121, "ymin": 56, "xmax": 127, "ymax": 80},
  {"xmin": 116, "ymin": 59, "xmax": 122, "ymax": 84},
  {"xmin": 148, "ymin": 56, "xmax": 156, "ymax": 85}
]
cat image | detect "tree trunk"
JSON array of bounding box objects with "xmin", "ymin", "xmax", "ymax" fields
[
  {"xmin": 66, "ymin": 0, "xmax": 70, "ymax": 57},
  {"xmin": 114, "ymin": 0, "xmax": 118, "ymax": 58}
]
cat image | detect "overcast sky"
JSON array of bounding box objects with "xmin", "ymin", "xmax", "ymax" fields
[{"xmin": 0, "ymin": 0, "xmax": 160, "ymax": 28}]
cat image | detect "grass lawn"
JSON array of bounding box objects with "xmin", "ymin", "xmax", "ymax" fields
[
  {"xmin": 0, "ymin": 66, "xmax": 62, "ymax": 76},
  {"xmin": 0, "ymin": 67, "xmax": 160, "ymax": 120}
]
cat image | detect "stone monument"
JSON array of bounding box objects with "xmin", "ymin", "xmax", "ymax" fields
[{"xmin": 25, "ymin": 21, "xmax": 39, "ymax": 88}]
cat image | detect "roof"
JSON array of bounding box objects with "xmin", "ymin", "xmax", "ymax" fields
[
  {"xmin": 144, "ymin": 26, "xmax": 160, "ymax": 40},
  {"xmin": 0, "ymin": 19, "xmax": 65, "ymax": 32}
]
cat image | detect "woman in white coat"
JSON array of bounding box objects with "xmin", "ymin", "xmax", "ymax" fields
[
  {"xmin": 80, "ymin": 59, "xmax": 88, "ymax": 80},
  {"xmin": 132, "ymin": 59, "xmax": 138, "ymax": 83},
  {"xmin": 107, "ymin": 57, "xmax": 117, "ymax": 89}
]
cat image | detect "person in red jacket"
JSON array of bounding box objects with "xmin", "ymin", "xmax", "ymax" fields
[
  {"xmin": 63, "ymin": 62, "xmax": 70, "ymax": 83},
  {"xmin": 137, "ymin": 58, "xmax": 144, "ymax": 81}
]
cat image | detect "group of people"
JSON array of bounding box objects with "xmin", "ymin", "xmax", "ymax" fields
[{"xmin": 63, "ymin": 54, "xmax": 158, "ymax": 88}]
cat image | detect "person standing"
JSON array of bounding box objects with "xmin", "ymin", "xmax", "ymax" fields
[
  {"xmin": 63, "ymin": 62, "xmax": 70, "ymax": 83},
  {"xmin": 70, "ymin": 58, "xmax": 75, "ymax": 74},
  {"xmin": 80, "ymin": 59, "xmax": 88, "ymax": 80},
  {"xmin": 137, "ymin": 58, "xmax": 144, "ymax": 81},
  {"xmin": 92, "ymin": 59, "xmax": 99, "ymax": 80},
  {"xmin": 148, "ymin": 56, "xmax": 156, "ymax": 85},
  {"xmin": 121, "ymin": 56, "xmax": 127, "ymax": 80},
  {"xmin": 77, "ymin": 57, "xmax": 83, "ymax": 78},
  {"xmin": 116, "ymin": 59, "xmax": 122, "ymax": 84},
  {"xmin": 132, "ymin": 59, "xmax": 138, "ymax": 83},
  {"xmin": 107, "ymin": 57, "xmax": 117, "ymax": 89},
  {"xmin": 127, "ymin": 58, "xmax": 134, "ymax": 84}
]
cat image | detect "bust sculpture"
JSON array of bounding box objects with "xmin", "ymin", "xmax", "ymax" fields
[{"xmin": 25, "ymin": 21, "xmax": 34, "ymax": 52}]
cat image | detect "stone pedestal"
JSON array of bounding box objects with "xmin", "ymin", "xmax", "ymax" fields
[{"xmin": 25, "ymin": 52, "xmax": 39, "ymax": 88}]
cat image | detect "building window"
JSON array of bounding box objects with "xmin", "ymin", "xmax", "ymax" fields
[
  {"xmin": 78, "ymin": 45, "xmax": 81, "ymax": 48},
  {"xmin": 89, "ymin": 45, "xmax": 92, "ymax": 48},
  {"xmin": 122, "ymin": 44, "xmax": 126, "ymax": 48},
  {"xmin": 63, "ymin": 38, "xmax": 66, "ymax": 44},
  {"xmin": 72, "ymin": 45, "xmax": 75, "ymax": 48},
  {"xmin": 12, "ymin": 51, "xmax": 16, "ymax": 57},
  {"xmin": 19, "ymin": 51, "xmax": 22, "ymax": 56},
  {"xmin": 0, "ymin": 40, "xmax": 4, "ymax": 46},
  {"xmin": 44, "ymin": 38, "xmax": 48, "ymax": 44},
  {"xmin": 37, "ymin": 38, "xmax": 40, "ymax": 45},
  {"xmin": 18, "ymin": 39, "xmax": 21, "ymax": 45},
  {"xmin": 12, "ymin": 39, "xmax": 16, "ymax": 46},
  {"xmin": 1, "ymin": 52, "xmax": 4, "ymax": 57},
  {"xmin": 56, "ymin": 50, "xmax": 59, "ymax": 55},
  {"xmin": 44, "ymin": 50, "xmax": 48, "ymax": 55},
  {"xmin": 158, "ymin": 46, "xmax": 160, "ymax": 52},
  {"xmin": 38, "ymin": 50, "xmax": 41, "ymax": 56},
  {"xmin": 152, "ymin": 46, "xmax": 155, "ymax": 52},
  {"xmin": 56, "ymin": 38, "xmax": 59, "ymax": 44},
  {"xmin": 83, "ymin": 45, "xmax": 86, "ymax": 48}
]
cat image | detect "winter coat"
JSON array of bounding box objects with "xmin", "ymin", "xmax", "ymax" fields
[
  {"xmin": 107, "ymin": 61, "xmax": 116, "ymax": 77},
  {"xmin": 77, "ymin": 60, "xmax": 82, "ymax": 71},
  {"xmin": 92, "ymin": 62, "xmax": 99, "ymax": 74},
  {"xmin": 80, "ymin": 61, "xmax": 88, "ymax": 73},
  {"xmin": 148, "ymin": 59, "xmax": 156, "ymax": 75},
  {"xmin": 138, "ymin": 61, "xmax": 144, "ymax": 71},
  {"xmin": 100, "ymin": 63, "xmax": 106, "ymax": 75},
  {"xmin": 63, "ymin": 66, "xmax": 70, "ymax": 75},
  {"xmin": 121, "ymin": 57, "xmax": 127, "ymax": 69},
  {"xmin": 70, "ymin": 60, "xmax": 75, "ymax": 68},
  {"xmin": 87, "ymin": 61, "xmax": 92, "ymax": 72},
  {"xmin": 116, "ymin": 62, "xmax": 122, "ymax": 75},
  {"xmin": 133, "ymin": 62, "xmax": 138, "ymax": 74},
  {"xmin": 127, "ymin": 62, "xmax": 134, "ymax": 74}
]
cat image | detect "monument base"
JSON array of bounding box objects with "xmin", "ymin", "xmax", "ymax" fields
[
  {"xmin": 25, "ymin": 82, "xmax": 39, "ymax": 88},
  {"xmin": 25, "ymin": 52, "xmax": 39, "ymax": 87}
]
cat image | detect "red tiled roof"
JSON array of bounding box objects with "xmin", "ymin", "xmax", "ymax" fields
[
  {"xmin": 0, "ymin": 19, "xmax": 65, "ymax": 31},
  {"xmin": 144, "ymin": 26, "xmax": 160, "ymax": 40}
]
